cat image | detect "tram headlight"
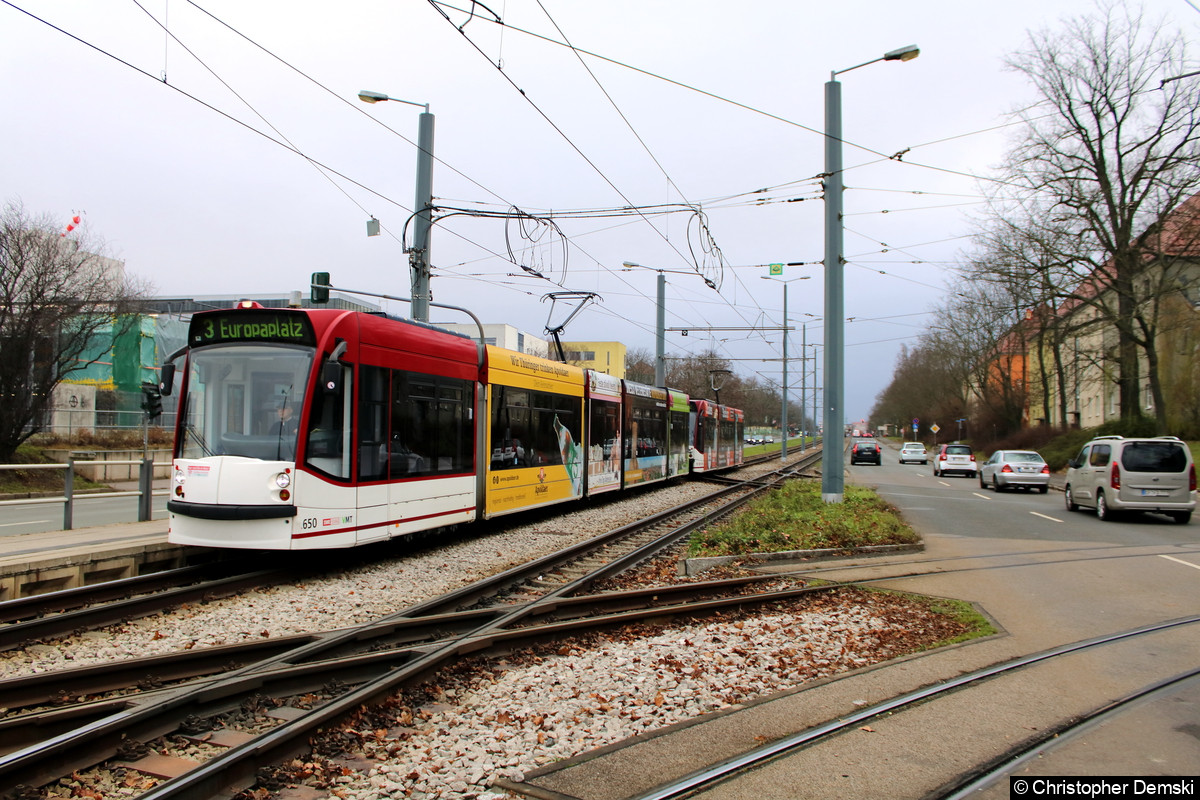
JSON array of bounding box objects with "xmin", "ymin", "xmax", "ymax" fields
[
  {"xmin": 274, "ymin": 472, "xmax": 292, "ymax": 489},
  {"xmin": 174, "ymin": 468, "xmax": 186, "ymax": 485}
]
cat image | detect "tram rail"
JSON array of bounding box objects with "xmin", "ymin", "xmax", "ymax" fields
[{"xmin": 0, "ymin": 453, "xmax": 816, "ymax": 798}]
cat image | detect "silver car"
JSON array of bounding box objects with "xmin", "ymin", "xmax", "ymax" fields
[
  {"xmin": 899, "ymin": 442, "xmax": 928, "ymax": 464},
  {"xmin": 979, "ymin": 450, "xmax": 1050, "ymax": 493},
  {"xmin": 933, "ymin": 443, "xmax": 977, "ymax": 478},
  {"xmin": 1065, "ymin": 435, "xmax": 1195, "ymax": 523}
]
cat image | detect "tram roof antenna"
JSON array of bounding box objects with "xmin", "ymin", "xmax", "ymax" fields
[{"xmin": 541, "ymin": 291, "xmax": 600, "ymax": 363}]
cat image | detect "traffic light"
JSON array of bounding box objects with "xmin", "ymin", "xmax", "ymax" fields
[
  {"xmin": 141, "ymin": 382, "xmax": 163, "ymax": 419},
  {"xmin": 311, "ymin": 272, "xmax": 330, "ymax": 304}
]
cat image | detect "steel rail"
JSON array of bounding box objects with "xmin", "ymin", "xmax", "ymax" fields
[
  {"xmin": 937, "ymin": 666, "xmax": 1200, "ymax": 799},
  {"xmin": 0, "ymin": 574, "xmax": 791, "ymax": 714},
  {"xmin": 0, "ymin": 569, "xmax": 287, "ymax": 652},
  {"xmin": 628, "ymin": 614, "xmax": 1200, "ymax": 800},
  {"xmin": 0, "ymin": 577, "xmax": 839, "ymax": 758},
  {"xmin": 130, "ymin": 461, "xmax": 810, "ymax": 799},
  {"xmin": 0, "ymin": 462, "xmax": 805, "ymax": 795},
  {"xmin": 0, "ymin": 561, "xmax": 269, "ymax": 625}
]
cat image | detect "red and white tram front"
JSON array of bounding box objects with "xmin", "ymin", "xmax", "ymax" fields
[{"xmin": 167, "ymin": 307, "xmax": 329, "ymax": 548}]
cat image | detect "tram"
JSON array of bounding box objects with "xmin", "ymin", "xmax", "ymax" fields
[{"xmin": 164, "ymin": 303, "xmax": 743, "ymax": 550}]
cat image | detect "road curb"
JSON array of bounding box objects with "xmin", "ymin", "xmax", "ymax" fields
[{"xmin": 680, "ymin": 543, "xmax": 925, "ymax": 577}]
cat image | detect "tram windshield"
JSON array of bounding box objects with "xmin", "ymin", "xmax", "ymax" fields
[{"xmin": 178, "ymin": 344, "xmax": 315, "ymax": 461}]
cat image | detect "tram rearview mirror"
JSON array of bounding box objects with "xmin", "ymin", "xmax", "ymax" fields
[
  {"xmin": 159, "ymin": 363, "xmax": 176, "ymax": 396},
  {"xmin": 322, "ymin": 361, "xmax": 341, "ymax": 394}
]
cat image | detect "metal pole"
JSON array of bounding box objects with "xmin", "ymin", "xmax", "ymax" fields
[
  {"xmin": 813, "ymin": 349, "xmax": 819, "ymax": 447},
  {"xmin": 64, "ymin": 457, "xmax": 74, "ymax": 531},
  {"xmin": 800, "ymin": 323, "xmax": 806, "ymax": 453},
  {"xmin": 655, "ymin": 271, "xmax": 666, "ymax": 386},
  {"xmin": 781, "ymin": 283, "xmax": 788, "ymax": 462},
  {"xmin": 411, "ymin": 109, "xmax": 435, "ymax": 322},
  {"xmin": 138, "ymin": 457, "xmax": 153, "ymax": 522},
  {"xmin": 822, "ymin": 75, "xmax": 845, "ymax": 503}
]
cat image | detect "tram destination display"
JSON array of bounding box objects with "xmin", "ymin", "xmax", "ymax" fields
[{"xmin": 189, "ymin": 310, "xmax": 316, "ymax": 347}]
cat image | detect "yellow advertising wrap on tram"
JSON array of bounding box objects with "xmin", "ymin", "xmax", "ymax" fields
[{"xmin": 484, "ymin": 347, "xmax": 586, "ymax": 517}]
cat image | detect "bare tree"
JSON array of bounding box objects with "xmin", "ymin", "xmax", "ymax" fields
[
  {"xmin": 960, "ymin": 214, "xmax": 1085, "ymax": 427},
  {"xmin": 0, "ymin": 200, "xmax": 149, "ymax": 460},
  {"xmin": 871, "ymin": 337, "xmax": 971, "ymax": 439},
  {"xmin": 623, "ymin": 346, "xmax": 656, "ymax": 385},
  {"xmin": 947, "ymin": 284, "xmax": 1031, "ymax": 434},
  {"xmin": 993, "ymin": 1, "xmax": 1200, "ymax": 428}
]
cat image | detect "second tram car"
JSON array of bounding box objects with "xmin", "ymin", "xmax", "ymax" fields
[
  {"xmin": 165, "ymin": 304, "xmax": 745, "ymax": 550},
  {"xmin": 689, "ymin": 399, "xmax": 744, "ymax": 472}
]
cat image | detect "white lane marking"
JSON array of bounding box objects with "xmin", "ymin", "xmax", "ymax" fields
[
  {"xmin": 938, "ymin": 481, "xmax": 951, "ymax": 487},
  {"xmin": 972, "ymin": 492, "xmax": 992, "ymax": 500},
  {"xmin": 0, "ymin": 520, "xmax": 49, "ymax": 528},
  {"xmin": 1030, "ymin": 511, "xmax": 1062, "ymax": 523},
  {"xmin": 1159, "ymin": 555, "xmax": 1200, "ymax": 572}
]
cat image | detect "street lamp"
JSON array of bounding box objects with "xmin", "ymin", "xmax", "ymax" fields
[
  {"xmin": 822, "ymin": 44, "xmax": 919, "ymax": 503},
  {"xmin": 761, "ymin": 275, "xmax": 810, "ymax": 461},
  {"xmin": 358, "ymin": 90, "xmax": 435, "ymax": 322}
]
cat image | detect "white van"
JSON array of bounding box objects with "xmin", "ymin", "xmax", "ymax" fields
[{"xmin": 1064, "ymin": 435, "xmax": 1195, "ymax": 523}]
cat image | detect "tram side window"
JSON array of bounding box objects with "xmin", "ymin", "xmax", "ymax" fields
[
  {"xmin": 589, "ymin": 400, "xmax": 620, "ymax": 463},
  {"xmin": 490, "ymin": 386, "xmax": 531, "ymax": 469},
  {"xmin": 491, "ymin": 387, "xmax": 580, "ymax": 470},
  {"xmin": 358, "ymin": 366, "xmax": 389, "ymax": 482},
  {"xmin": 720, "ymin": 418, "xmax": 735, "ymax": 448},
  {"xmin": 669, "ymin": 410, "xmax": 688, "ymax": 458},
  {"xmin": 305, "ymin": 364, "xmax": 351, "ymax": 480},
  {"xmin": 436, "ymin": 384, "xmax": 471, "ymax": 473},
  {"xmin": 390, "ymin": 371, "xmax": 473, "ymax": 477},
  {"xmin": 628, "ymin": 405, "xmax": 665, "ymax": 458}
]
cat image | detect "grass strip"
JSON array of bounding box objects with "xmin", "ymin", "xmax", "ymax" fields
[{"xmin": 687, "ymin": 479, "xmax": 919, "ymax": 557}]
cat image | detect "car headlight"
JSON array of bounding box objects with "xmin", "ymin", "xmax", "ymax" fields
[{"xmin": 275, "ymin": 472, "xmax": 292, "ymax": 489}]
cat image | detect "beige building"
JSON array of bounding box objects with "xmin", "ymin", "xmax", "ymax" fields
[
  {"xmin": 435, "ymin": 323, "xmax": 549, "ymax": 358},
  {"xmin": 560, "ymin": 341, "xmax": 628, "ymax": 379},
  {"xmin": 1023, "ymin": 195, "xmax": 1200, "ymax": 433}
]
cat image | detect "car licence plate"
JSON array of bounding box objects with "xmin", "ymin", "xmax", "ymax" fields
[{"xmin": 1140, "ymin": 489, "xmax": 1168, "ymax": 497}]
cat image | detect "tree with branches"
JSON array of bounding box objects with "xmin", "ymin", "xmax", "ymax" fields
[
  {"xmin": 0, "ymin": 200, "xmax": 149, "ymax": 460},
  {"xmin": 983, "ymin": 1, "xmax": 1200, "ymax": 429}
]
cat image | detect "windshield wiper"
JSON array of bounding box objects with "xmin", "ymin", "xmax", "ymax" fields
[{"xmin": 185, "ymin": 422, "xmax": 215, "ymax": 457}]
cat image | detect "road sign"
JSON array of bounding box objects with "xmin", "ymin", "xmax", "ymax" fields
[
  {"xmin": 930, "ymin": 423, "xmax": 940, "ymax": 433},
  {"xmin": 913, "ymin": 417, "xmax": 919, "ymax": 425},
  {"xmin": 769, "ymin": 263, "xmax": 783, "ymax": 275}
]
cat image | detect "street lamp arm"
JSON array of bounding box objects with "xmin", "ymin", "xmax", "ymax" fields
[
  {"xmin": 358, "ymin": 90, "xmax": 430, "ymax": 112},
  {"xmin": 832, "ymin": 45, "xmax": 919, "ymax": 78}
]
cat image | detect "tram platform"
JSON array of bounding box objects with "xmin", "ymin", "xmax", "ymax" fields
[{"xmin": 0, "ymin": 518, "xmax": 204, "ymax": 601}]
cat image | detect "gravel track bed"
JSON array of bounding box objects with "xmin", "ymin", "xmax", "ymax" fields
[
  {"xmin": 0, "ymin": 471, "xmax": 775, "ymax": 678},
  {"xmin": 18, "ymin": 455, "xmax": 965, "ymax": 800},
  {"xmin": 279, "ymin": 588, "xmax": 963, "ymax": 800}
]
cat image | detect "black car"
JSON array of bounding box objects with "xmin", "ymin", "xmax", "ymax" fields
[{"xmin": 850, "ymin": 439, "xmax": 881, "ymax": 465}]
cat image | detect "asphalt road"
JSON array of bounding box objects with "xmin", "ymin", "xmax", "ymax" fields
[
  {"xmin": 857, "ymin": 440, "xmax": 1196, "ymax": 545},
  {"xmin": 0, "ymin": 492, "xmax": 169, "ymax": 537},
  {"xmin": 527, "ymin": 439, "xmax": 1200, "ymax": 799}
]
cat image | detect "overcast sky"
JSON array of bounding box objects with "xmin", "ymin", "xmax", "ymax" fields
[{"xmin": 4, "ymin": 0, "xmax": 1198, "ymax": 426}]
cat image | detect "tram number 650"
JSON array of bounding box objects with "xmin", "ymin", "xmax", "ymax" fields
[{"xmin": 301, "ymin": 518, "xmax": 320, "ymax": 530}]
